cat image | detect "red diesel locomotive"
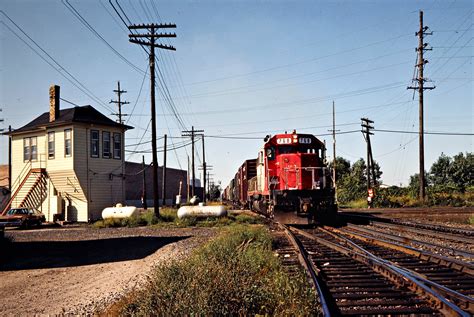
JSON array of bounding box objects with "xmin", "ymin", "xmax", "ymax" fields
[{"xmin": 224, "ymin": 130, "xmax": 337, "ymax": 223}]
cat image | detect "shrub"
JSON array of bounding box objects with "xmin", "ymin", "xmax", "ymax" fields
[{"xmin": 119, "ymin": 225, "xmax": 318, "ymax": 316}]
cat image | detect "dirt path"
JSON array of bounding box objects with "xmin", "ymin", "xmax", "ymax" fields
[{"xmin": 0, "ymin": 226, "xmax": 216, "ymax": 315}]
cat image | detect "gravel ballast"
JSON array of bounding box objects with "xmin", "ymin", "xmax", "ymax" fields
[{"xmin": 0, "ymin": 226, "xmax": 216, "ymax": 315}]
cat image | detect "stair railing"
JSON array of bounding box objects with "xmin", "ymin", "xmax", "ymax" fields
[{"xmin": 1, "ymin": 161, "xmax": 33, "ymax": 214}]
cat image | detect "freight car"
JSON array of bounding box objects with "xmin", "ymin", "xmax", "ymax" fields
[
  {"xmin": 223, "ymin": 159, "xmax": 257, "ymax": 207},
  {"xmin": 226, "ymin": 130, "xmax": 337, "ymax": 223}
]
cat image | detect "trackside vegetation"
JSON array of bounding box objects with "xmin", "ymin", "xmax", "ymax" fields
[
  {"xmin": 333, "ymin": 152, "xmax": 473, "ymax": 207},
  {"xmin": 117, "ymin": 225, "xmax": 319, "ymax": 316},
  {"xmin": 92, "ymin": 208, "xmax": 262, "ymax": 229}
]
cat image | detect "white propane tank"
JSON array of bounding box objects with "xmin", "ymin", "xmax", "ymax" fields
[
  {"xmin": 102, "ymin": 203, "xmax": 138, "ymax": 219},
  {"xmin": 177, "ymin": 205, "xmax": 227, "ymax": 219}
]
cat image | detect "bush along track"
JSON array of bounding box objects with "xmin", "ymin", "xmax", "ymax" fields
[{"xmin": 116, "ymin": 225, "xmax": 318, "ymax": 316}]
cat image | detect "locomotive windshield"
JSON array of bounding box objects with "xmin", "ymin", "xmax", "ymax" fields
[{"xmin": 277, "ymin": 145, "xmax": 319, "ymax": 156}]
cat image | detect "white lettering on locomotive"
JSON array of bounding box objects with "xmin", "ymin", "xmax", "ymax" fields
[
  {"xmin": 276, "ymin": 138, "xmax": 292, "ymax": 144},
  {"xmin": 299, "ymin": 137, "xmax": 312, "ymax": 144}
]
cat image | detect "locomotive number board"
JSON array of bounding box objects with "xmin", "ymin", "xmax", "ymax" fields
[{"xmin": 276, "ymin": 137, "xmax": 312, "ymax": 144}]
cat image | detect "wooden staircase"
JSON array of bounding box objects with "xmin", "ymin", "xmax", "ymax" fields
[{"xmin": 1, "ymin": 168, "xmax": 48, "ymax": 215}]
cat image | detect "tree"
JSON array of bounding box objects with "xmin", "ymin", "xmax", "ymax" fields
[
  {"xmin": 337, "ymin": 158, "xmax": 383, "ymax": 203},
  {"xmin": 424, "ymin": 152, "xmax": 473, "ymax": 193},
  {"xmin": 429, "ymin": 153, "xmax": 453, "ymax": 187},
  {"xmin": 408, "ymin": 172, "xmax": 429, "ymax": 198},
  {"xmin": 450, "ymin": 152, "xmax": 473, "ymax": 192},
  {"xmin": 208, "ymin": 183, "xmax": 222, "ymax": 201},
  {"xmin": 329, "ymin": 156, "xmax": 351, "ymax": 182}
]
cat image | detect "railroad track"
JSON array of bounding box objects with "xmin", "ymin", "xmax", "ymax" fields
[
  {"xmin": 276, "ymin": 222, "xmax": 472, "ymax": 316},
  {"xmin": 339, "ymin": 212, "xmax": 474, "ymax": 237},
  {"xmin": 341, "ymin": 223, "xmax": 474, "ymax": 261}
]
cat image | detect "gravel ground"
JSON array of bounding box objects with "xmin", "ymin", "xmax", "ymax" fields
[
  {"xmin": 354, "ymin": 224, "xmax": 474, "ymax": 263},
  {"xmin": 0, "ymin": 226, "xmax": 216, "ymax": 315},
  {"xmin": 341, "ymin": 207, "xmax": 474, "ymax": 228}
]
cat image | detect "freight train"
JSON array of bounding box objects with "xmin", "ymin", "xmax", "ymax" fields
[{"xmin": 223, "ymin": 130, "xmax": 337, "ymax": 223}]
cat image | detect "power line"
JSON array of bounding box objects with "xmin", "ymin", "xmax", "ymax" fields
[
  {"xmin": 60, "ymin": 97, "xmax": 81, "ymax": 107},
  {"xmin": 374, "ymin": 129, "xmax": 473, "ymax": 136},
  {"xmin": 0, "ymin": 13, "xmax": 114, "ymax": 113},
  {"xmin": 62, "ymin": 0, "xmax": 145, "ymax": 74},
  {"xmin": 187, "ymin": 60, "xmax": 413, "ymax": 99},
  {"xmin": 183, "ymin": 33, "xmax": 412, "ymax": 86}
]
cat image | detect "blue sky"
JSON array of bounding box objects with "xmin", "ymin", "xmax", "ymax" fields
[{"xmin": 1, "ymin": 0, "xmax": 472, "ymax": 187}]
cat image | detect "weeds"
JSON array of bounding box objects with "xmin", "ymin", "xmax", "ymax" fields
[
  {"xmin": 118, "ymin": 225, "xmax": 318, "ymax": 316},
  {"xmin": 93, "ymin": 208, "xmax": 262, "ymax": 229},
  {"xmin": 468, "ymin": 215, "xmax": 474, "ymax": 225}
]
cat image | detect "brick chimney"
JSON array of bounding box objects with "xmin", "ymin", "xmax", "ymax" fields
[{"xmin": 49, "ymin": 85, "xmax": 60, "ymax": 122}]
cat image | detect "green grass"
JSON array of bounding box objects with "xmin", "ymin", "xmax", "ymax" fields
[
  {"xmin": 92, "ymin": 208, "xmax": 263, "ymax": 229},
  {"xmin": 117, "ymin": 225, "xmax": 318, "ymax": 316},
  {"xmin": 341, "ymin": 198, "xmax": 368, "ymax": 209},
  {"xmin": 468, "ymin": 215, "xmax": 474, "ymax": 225}
]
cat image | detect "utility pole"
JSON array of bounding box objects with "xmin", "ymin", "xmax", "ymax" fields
[
  {"xmin": 361, "ymin": 118, "xmax": 376, "ymax": 207},
  {"xmin": 8, "ymin": 125, "xmax": 11, "ymax": 190},
  {"xmin": 199, "ymin": 164, "xmax": 213, "ymax": 202},
  {"xmin": 182, "ymin": 126, "xmax": 203, "ymax": 198},
  {"xmin": 187, "ymin": 155, "xmax": 190, "ymax": 202},
  {"xmin": 207, "ymin": 172, "xmax": 215, "ymax": 198},
  {"xmin": 110, "ymin": 81, "xmax": 129, "ymax": 124},
  {"xmin": 161, "ymin": 134, "xmax": 167, "ymax": 206},
  {"xmin": 328, "ymin": 101, "xmax": 339, "ymax": 202},
  {"xmin": 142, "ymin": 155, "xmax": 147, "ymax": 210},
  {"xmin": 201, "ymin": 135, "xmax": 206, "ymax": 203},
  {"xmin": 408, "ymin": 10, "xmax": 435, "ymax": 201},
  {"xmin": 129, "ymin": 23, "xmax": 176, "ymax": 216}
]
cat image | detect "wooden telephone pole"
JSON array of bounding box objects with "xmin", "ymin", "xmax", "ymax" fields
[
  {"xmin": 361, "ymin": 118, "xmax": 376, "ymax": 207},
  {"xmin": 129, "ymin": 23, "xmax": 176, "ymax": 216},
  {"xmin": 182, "ymin": 127, "xmax": 204, "ymax": 198},
  {"xmin": 408, "ymin": 10, "xmax": 435, "ymax": 201},
  {"xmin": 162, "ymin": 134, "xmax": 167, "ymax": 206},
  {"xmin": 110, "ymin": 81, "xmax": 129, "ymax": 124},
  {"xmin": 328, "ymin": 101, "xmax": 339, "ymax": 202}
]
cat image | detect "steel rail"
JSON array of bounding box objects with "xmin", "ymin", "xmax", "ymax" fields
[
  {"xmin": 278, "ymin": 223, "xmax": 331, "ymax": 317},
  {"xmin": 391, "ymin": 218, "xmax": 474, "ymax": 236},
  {"xmin": 291, "ymin": 227, "xmax": 470, "ymax": 316},
  {"xmin": 370, "ymin": 221, "xmax": 474, "ymax": 244},
  {"xmin": 330, "ymin": 225, "xmax": 474, "ymax": 275},
  {"xmin": 321, "ymin": 227, "xmax": 474, "ymax": 315},
  {"xmin": 339, "ymin": 212, "xmax": 474, "ymax": 236},
  {"xmin": 345, "ymin": 223, "xmax": 474, "ymax": 259}
]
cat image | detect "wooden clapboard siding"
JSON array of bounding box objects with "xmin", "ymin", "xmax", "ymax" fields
[{"xmin": 74, "ymin": 125, "xmax": 125, "ymax": 220}]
